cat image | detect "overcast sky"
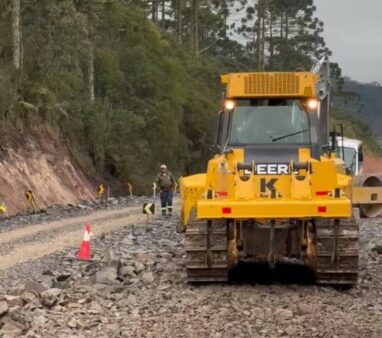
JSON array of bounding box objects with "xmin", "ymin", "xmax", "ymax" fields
[{"xmin": 314, "ymin": 0, "xmax": 382, "ymax": 83}]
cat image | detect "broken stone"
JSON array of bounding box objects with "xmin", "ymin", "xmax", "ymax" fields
[
  {"xmin": 41, "ymin": 288, "xmax": 62, "ymax": 307},
  {"xmin": 0, "ymin": 320, "xmax": 24, "ymax": 337},
  {"xmin": 126, "ymin": 294, "xmax": 137, "ymax": 305},
  {"xmin": 126, "ymin": 278, "xmax": 139, "ymax": 285},
  {"xmin": 42, "ymin": 270, "xmax": 54, "ymax": 276},
  {"xmin": 67, "ymin": 303, "xmax": 82, "ymax": 309},
  {"xmin": 9, "ymin": 310, "xmax": 29, "ymax": 330},
  {"xmin": 56, "ymin": 273, "xmax": 71, "ymax": 282},
  {"xmin": 296, "ymin": 304, "xmax": 315, "ymax": 315},
  {"xmin": 134, "ymin": 262, "xmax": 145, "ymax": 274},
  {"xmin": 67, "ymin": 317, "xmax": 78, "ymax": 329},
  {"xmin": 37, "ymin": 275, "xmax": 54, "ymax": 289},
  {"xmin": 275, "ymin": 308, "xmax": 294, "ymax": 320},
  {"xmin": 104, "ymin": 248, "xmax": 122, "ymax": 271},
  {"xmin": 95, "ymin": 267, "xmax": 118, "ymax": 285},
  {"xmin": 89, "ymin": 301, "xmax": 104, "ymax": 313},
  {"xmin": 141, "ymin": 272, "xmax": 155, "ymax": 284},
  {"xmin": 101, "ymin": 316, "xmax": 110, "ymax": 324},
  {"xmin": 158, "ymin": 239, "xmax": 178, "ymax": 248},
  {"xmin": 131, "ymin": 308, "xmax": 140, "ymax": 319},
  {"xmin": 23, "ymin": 280, "xmax": 47, "ymax": 295},
  {"xmin": 54, "ymin": 273, "xmax": 72, "ymax": 289},
  {"xmin": 21, "ymin": 291, "xmax": 41, "ymax": 307},
  {"xmin": 372, "ymin": 245, "xmax": 382, "ymax": 254},
  {"xmin": 33, "ymin": 314, "xmax": 49, "ymax": 326},
  {"xmin": 164, "ymin": 262, "xmax": 178, "ymax": 272},
  {"xmin": 0, "ymin": 301, "xmax": 8, "ymax": 316},
  {"xmin": 8, "ymin": 306, "xmax": 21, "ymax": 315},
  {"xmin": 120, "ymin": 266, "xmax": 136, "ymax": 278},
  {"xmin": 82, "ymin": 262, "xmax": 99, "ymax": 277},
  {"xmin": 93, "ymin": 283, "xmax": 110, "ymax": 290}
]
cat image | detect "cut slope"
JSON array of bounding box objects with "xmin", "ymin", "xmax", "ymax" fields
[
  {"xmin": 0, "ymin": 131, "xmax": 96, "ymax": 216},
  {"xmin": 363, "ymin": 156, "xmax": 382, "ymax": 173}
]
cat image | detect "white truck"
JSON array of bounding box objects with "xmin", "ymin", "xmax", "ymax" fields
[
  {"xmin": 336, "ymin": 137, "xmax": 363, "ymax": 175},
  {"xmin": 337, "ymin": 137, "xmax": 382, "ymax": 217}
]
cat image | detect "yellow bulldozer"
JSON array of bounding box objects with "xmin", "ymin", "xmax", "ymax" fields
[{"xmin": 179, "ymin": 57, "xmax": 382, "ymax": 286}]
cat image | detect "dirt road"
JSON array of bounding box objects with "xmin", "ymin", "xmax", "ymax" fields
[{"xmin": 0, "ymin": 205, "xmax": 145, "ymax": 270}]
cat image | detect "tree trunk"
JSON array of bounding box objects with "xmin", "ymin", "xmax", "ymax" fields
[
  {"xmin": 269, "ymin": 14, "xmax": 274, "ymax": 69},
  {"xmin": 161, "ymin": 0, "xmax": 165, "ymax": 27},
  {"xmin": 88, "ymin": 1, "xmax": 96, "ymax": 103},
  {"xmin": 285, "ymin": 14, "xmax": 289, "ymax": 40},
  {"xmin": 250, "ymin": 16, "xmax": 256, "ymax": 70},
  {"xmin": 178, "ymin": 0, "xmax": 182, "ymax": 43},
  {"xmin": 194, "ymin": 0, "xmax": 199, "ymax": 59},
  {"xmin": 11, "ymin": 0, "xmax": 21, "ymax": 70},
  {"xmin": 156, "ymin": 1, "xmax": 159, "ymax": 23},
  {"xmin": 255, "ymin": 10, "xmax": 261, "ymax": 70},
  {"xmin": 260, "ymin": 4, "xmax": 266, "ymax": 71},
  {"xmin": 152, "ymin": 0, "xmax": 157, "ymax": 22},
  {"xmin": 190, "ymin": 0, "xmax": 195, "ymax": 51},
  {"xmin": 280, "ymin": 12, "xmax": 284, "ymax": 39}
]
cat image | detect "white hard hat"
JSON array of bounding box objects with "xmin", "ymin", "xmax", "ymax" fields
[{"xmin": 160, "ymin": 164, "xmax": 167, "ymax": 169}]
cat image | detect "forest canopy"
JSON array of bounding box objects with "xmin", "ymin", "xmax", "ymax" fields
[{"xmin": 0, "ymin": 0, "xmax": 380, "ymax": 191}]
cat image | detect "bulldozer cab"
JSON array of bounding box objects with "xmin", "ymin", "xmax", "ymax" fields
[
  {"xmin": 230, "ymin": 99, "xmax": 309, "ymax": 144},
  {"xmin": 212, "ymin": 57, "xmax": 330, "ymax": 163},
  {"xmin": 213, "ymin": 96, "xmax": 323, "ymax": 163},
  {"xmin": 214, "ymin": 63, "xmax": 331, "ymax": 164}
]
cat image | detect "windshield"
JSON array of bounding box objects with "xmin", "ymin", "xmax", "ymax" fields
[
  {"xmin": 229, "ymin": 99, "xmax": 310, "ymax": 144},
  {"xmin": 337, "ymin": 147, "xmax": 357, "ymax": 173}
]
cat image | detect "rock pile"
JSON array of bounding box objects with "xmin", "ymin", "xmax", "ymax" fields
[
  {"xmin": 0, "ymin": 214, "xmax": 381, "ymax": 337},
  {"xmin": 0, "ymin": 218, "xmax": 184, "ymax": 337}
]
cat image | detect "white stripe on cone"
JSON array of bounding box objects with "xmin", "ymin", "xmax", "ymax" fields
[{"xmin": 83, "ymin": 231, "xmax": 93, "ymax": 241}]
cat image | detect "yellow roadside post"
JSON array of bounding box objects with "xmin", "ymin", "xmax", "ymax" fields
[
  {"xmin": 97, "ymin": 184, "xmax": 105, "ymax": 199},
  {"xmin": 143, "ymin": 203, "xmax": 155, "ymax": 231},
  {"xmin": 25, "ymin": 190, "xmax": 37, "ymax": 212},
  {"xmin": 0, "ymin": 204, "xmax": 8, "ymax": 218},
  {"xmin": 127, "ymin": 182, "xmax": 133, "ymax": 198},
  {"xmin": 152, "ymin": 182, "xmax": 157, "ymax": 198}
]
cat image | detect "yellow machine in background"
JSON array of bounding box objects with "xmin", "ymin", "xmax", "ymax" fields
[{"xmin": 179, "ymin": 58, "xmax": 381, "ymax": 285}]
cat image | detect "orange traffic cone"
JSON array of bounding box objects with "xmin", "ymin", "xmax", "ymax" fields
[{"xmin": 76, "ymin": 224, "xmax": 92, "ymax": 260}]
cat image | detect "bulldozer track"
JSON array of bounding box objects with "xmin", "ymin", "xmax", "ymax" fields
[
  {"xmin": 185, "ymin": 209, "xmax": 228, "ymax": 282},
  {"xmin": 315, "ymin": 217, "xmax": 359, "ymax": 286}
]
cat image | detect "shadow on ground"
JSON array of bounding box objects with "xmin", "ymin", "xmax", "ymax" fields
[{"xmin": 228, "ymin": 261, "xmax": 316, "ymax": 285}]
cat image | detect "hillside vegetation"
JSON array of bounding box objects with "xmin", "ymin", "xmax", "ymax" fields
[
  {"xmin": 333, "ymin": 78, "xmax": 382, "ymax": 155},
  {"xmin": 331, "ymin": 109, "xmax": 382, "ymax": 156},
  {"xmin": 0, "ymin": 0, "xmax": 380, "ymax": 194},
  {"xmin": 340, "ymin": 79, "xmax": 382, "ymax": 135}
]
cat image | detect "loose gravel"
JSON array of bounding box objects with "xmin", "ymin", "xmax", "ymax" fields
[{"xmin": 0, "ymin": 203, "xmax": 381, "ymax": 337}]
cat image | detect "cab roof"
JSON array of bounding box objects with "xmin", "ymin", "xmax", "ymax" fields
[{"xmin": 221, "ymin": 72, "xmax": 319, "ymax": 99}]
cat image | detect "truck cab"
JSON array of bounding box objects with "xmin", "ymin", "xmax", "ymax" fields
[{"xmin": 336, "ymin": 137, "xmax": 363, "ymax": 175}]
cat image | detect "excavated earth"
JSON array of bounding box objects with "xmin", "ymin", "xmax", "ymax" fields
[{"xmin": 0, "ymin": 198, "xmax": 381, "ymax": 338}]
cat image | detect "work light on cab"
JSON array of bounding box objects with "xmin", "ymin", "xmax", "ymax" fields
[
  {"xmin": 224, "ymin": 100, "xmax": 235, "ymax": 111},
  {"xmin": 305, "ymin": 98, "xmax": 319, "ymax": 111}
]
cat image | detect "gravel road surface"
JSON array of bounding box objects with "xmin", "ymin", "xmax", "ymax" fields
[{"xmin": 0, "ymin": 199, "xmax": 381, "ymax": 337}]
